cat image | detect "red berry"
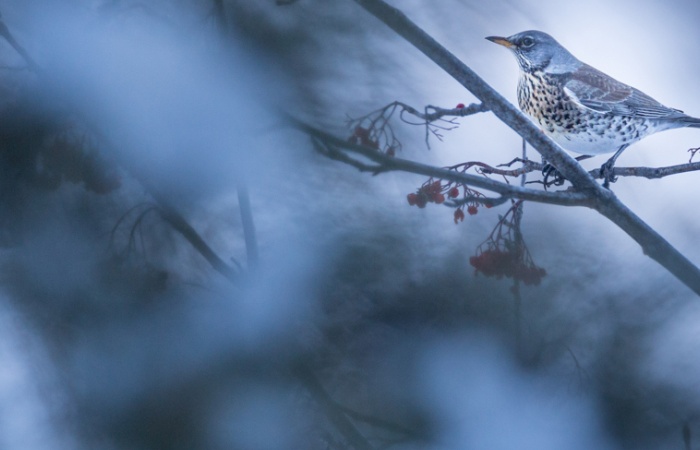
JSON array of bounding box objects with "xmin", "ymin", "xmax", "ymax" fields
[
  {"xmin": 416, "ymin": 194, "xmax": 428, "ymax": 208},
  {"xmin": 454, "ymin": 208, "xmax": 465, "ymax": 224},
  {"xmin": 448, "ymin": 187, "xmax": 459, "ymax": 198},
  {"xmin": 427, "ymin": 180, "xmax": 441, "ymax": 194},
  {"xmin": 433, "ymin": 193, "xmax": 445, "ymax": 204},
  {"xmin": 407, "ymin": 193, "xmax": 417, "ymax": 206},
  {"xmin": 386, "ymin": 147, "xmax": 396, "ymax": 157},
  {"xmin": 354, "ymin": 126, "xmax": 369, "ymax": 139},
  {"xmin": 456, "ymin": 103, "xmax": 465, "ymax": 109},
  {"xmin": 467, "ymin": 205, "xmax": 478, "ymax": 215}
]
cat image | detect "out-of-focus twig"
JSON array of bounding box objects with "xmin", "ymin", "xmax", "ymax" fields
[
  {"xmin": 293, "ymin": 363, "xmax": 376, "ymax": 450},
  {"xmin": 0, "ymin": 14, "xmax": 39, "ymax": 72}
]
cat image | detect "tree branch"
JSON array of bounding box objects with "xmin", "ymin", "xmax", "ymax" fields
[
  {"xmin": 396, "ymin": 101, "xmax": 489, "ymax": 122},
  {"xmin": 294, "ymin": 119, "xmax": 592, "ymax": 207},
  {"xmin": 154, "ymin": 190, "xmax": 239, "ymax": 283},
  {"xmin": 350, "ymin": 0, "xmax": 597, "ymax": 190},
  {"xmin": 594, "ymin": 161, "xmax": 700, "ymax": 180},
  {"xmin": 475, "ymin": 158, "xmax": 700, "ymax": 181},
  {"xmin": 347, "ymin": 0, "xmax": 700, "ymax": 295}
]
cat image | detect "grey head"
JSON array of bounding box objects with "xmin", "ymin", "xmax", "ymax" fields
[{"xmin": 486, "ymin": 30, "xmax": 581, "ymax": 74}]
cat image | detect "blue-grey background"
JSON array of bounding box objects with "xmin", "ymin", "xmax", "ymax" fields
[{"xmin": 0, "ymin": 0, "xmax": 699, "ymax": 448}]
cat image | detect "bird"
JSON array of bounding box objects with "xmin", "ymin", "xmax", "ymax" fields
[{"xmin": 486, "ymin": 30, "xmax": 700, "ymax": 187}]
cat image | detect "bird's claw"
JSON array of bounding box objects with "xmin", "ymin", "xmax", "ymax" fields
[
  {"xmin": 542, "ymin": 162, "xmax": 566, "ymax": 188},
  {"xmin": 599, "ymin": 161, "xmax": 617, "ymax": 189}
]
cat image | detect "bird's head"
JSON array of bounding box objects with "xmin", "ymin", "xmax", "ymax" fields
[{"xmin": 486, "ymin": 31, "xmax": 580, "ymax": 74}]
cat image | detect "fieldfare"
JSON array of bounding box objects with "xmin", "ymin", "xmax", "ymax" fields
[{"xmin": 486, "ymin": 31, "xmax": 700, "ymax": 187}]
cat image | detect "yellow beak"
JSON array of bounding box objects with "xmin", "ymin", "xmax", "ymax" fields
[{"xmin": 486, "ymin": 36, "xmax": 515, "ymax": 49}]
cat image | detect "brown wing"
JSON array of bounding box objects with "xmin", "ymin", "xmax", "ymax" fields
[{"xmin": 563, "ymin": 64, "xmax": 684, "ymax": 119}]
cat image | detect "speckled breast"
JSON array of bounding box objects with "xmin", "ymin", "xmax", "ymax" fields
[{"xmin": 517, "ymin": 71, "xmax": 650, "ymax": 155}]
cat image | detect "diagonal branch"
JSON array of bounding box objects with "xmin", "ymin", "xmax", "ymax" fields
[
  {"xmin": 151, "ymin": 186, "xmax": 239, "ymax": 283},
  {"xmin": 348, "ymin": 0, "xmax": 700, "ymax": 295},
  {"xmin": 0, "ymin": 15, "xmax": 39, "ymax": 72},
  {"xmin": 350, "ymin": 0, "xmax": 597, "ymax": 191}
]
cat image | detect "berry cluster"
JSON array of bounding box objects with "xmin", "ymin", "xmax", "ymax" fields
[
  {"xmin": 453, "ymin": 203, "xmax": 479, "ymax": 223},
  {"xmin": 407, "ymin": 179, "xmax": 485, "ymax": 224},
  {"xmin": 37, "ymin": 132, "xmax": 121, "ymax": 194},
  {"xmin": 407, "ymin": 180, "xmax": 444, "ymax": 208},
  {"xmin": 348, "ymin": 125, "xmax": 398, "ymax": 156},
  {"xmin": 348, "ymin": 126, "xmax": 379, "ymax": 149},
  {"xmin": 469, "ymin": 200, "xmax": 547, "ymax": 286},
  {"xmin": 469, "ymin": 249, "xmax": 546, "ymax": 286}
]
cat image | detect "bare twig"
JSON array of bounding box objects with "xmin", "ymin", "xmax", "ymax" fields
[
  {"xmin": 237, "ymin": 185, "xmax": 259, "ymax": 270},
  {"xmin": 313, "ymin": 138, "xmax": 387, "ymax": 173},
  {"xmin": 156, "ymin": 194, "xmax": 238, "ymax": 282},
  {"xmin": 348, "ymin": 101, "xmax": 488, "ymax": 151},
  {"xmin": 387, "ymin": 101, "xmax": 485, "ymax": 123},
  {"xmin": 213, "ymin": 0, "xmax": 258, "ymax": 271},
  {"xmin": 447, "ymin": 195, "xmax": 509, "ymax": 208},
  {"xmin": 593, "ymin": 161, "xmax": 700, "ymax": 180},
  {"xmin": 0, "ymin": 16, "xmax": 39, "ymax": 72}
]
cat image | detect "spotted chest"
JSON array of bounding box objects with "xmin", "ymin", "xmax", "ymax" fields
[{"xmin": 516, "ymin": 71, "xmax": 651, "ymax": 155}]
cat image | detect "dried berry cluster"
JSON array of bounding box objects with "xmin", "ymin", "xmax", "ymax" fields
[
  {"xmin": 39, "ymin": 133, "xmax": 121, "ymax": 194},
  {"xmin": 469, "ymin": 201, "xmax": 546, "ymax": 286},
  {"xmin": 452, "ymin": 203, "xmax": 479, "ymax": 223},
  {"xmin": 407, "ymin": 178, "xmax": 485, "ymax": 225},
  {"xmin": 348, "ymin": 126, "xmax": 379, "ymax": 149},
  {"xmin": 469, "ymin": 248, "xmax": 546, "ymax": 286},
  {"xmin": 348, "ymin": 125, "xmax": 397, "ymax": 156},
  {"xmin": 406, "ymin": 180, "xmax": 444, "ymax": 208},
  {"xmin": 347, "ymin": 102, "xmax": 404, "ymax": 158}
]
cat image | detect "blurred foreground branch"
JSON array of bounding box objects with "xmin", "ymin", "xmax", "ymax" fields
[{"xmin": 0, "ymin": 14, "xmax": 39, "ymax": 72}]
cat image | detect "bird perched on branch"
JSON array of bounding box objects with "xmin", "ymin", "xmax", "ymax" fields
[{"xmin": 486, "ymin": 30, "xmax": 700, "ymax": 187}]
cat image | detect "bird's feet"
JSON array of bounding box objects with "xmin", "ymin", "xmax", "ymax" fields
[
  {"xmin": 540, "ymin": 155, "xmax": 592, "ymax": 189},
  {"xmin": 599, "ymin": 159, "xmax": 618, "ymax": 189},
  {"xmin": 541, "ymin": 162, "xmax": 566, "ymax": 188}
]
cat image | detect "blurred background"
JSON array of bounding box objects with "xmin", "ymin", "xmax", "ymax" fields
[{"xmin": 0, "ymin": 0, "xmax": 699, "ymax": 448}]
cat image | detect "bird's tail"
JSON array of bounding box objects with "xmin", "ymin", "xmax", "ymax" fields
[{"xmin": 682, "ymin": 116, "xmax": 700, "ymax": 128}]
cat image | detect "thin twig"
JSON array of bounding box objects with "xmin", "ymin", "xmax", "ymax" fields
[
  {"xmin": 237, "ymin": 185, "xmax": 259, "ymax": 270},
  {"xmin": 593, "ymin": 161, "xmax": 700, "ymax": 180},
  {"xmin": 0, "ymin": 17, "xmax": 39, "ymax": 72},
  {"xmin": 312, "ymin": 138, "xmax": 387, "ymax": 174},
  {"xmin": 156, "ymin": 197, "xmax": 238, "ymax": 282},
  {"xmin": 400, "ymin": 101, "xmax": 489, "ymax": 122},
  {"xmin": 446, "ymin": 195, "xmax": 509, "ymax": 208}
]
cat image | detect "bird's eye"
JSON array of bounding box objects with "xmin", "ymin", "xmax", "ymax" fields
[{"xmin": 521, "ymin": 37, "xmax": 535, "ymax": 48}]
